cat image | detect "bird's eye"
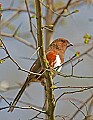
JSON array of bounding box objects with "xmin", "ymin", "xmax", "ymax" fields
[{"xmin": 61, "ymin": 40, "xmax": 65, "ymax": 43}]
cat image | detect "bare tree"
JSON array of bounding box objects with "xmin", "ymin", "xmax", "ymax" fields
[{"xmin": 0, "ymin": 0, "xmax": 93, "ymax": 120}]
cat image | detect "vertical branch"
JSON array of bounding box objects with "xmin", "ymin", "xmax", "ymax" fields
[
  {"xmin": 45, "ymin": 1, "xmax": 54, "ymax": 118},
  {"xmin": 45, "ymin": 0, "xmax": 54, "ymax": 47},
  {"xmin": 35, "ymin": 0, "xmax": 55, "ymax": 120},
  {"xmin": 25, "ymin": 0, "xmax": 37, "ymax": 46},
  {"xmin": 35, "ymin": 0, "xmax": 45, "ymax": 62}
]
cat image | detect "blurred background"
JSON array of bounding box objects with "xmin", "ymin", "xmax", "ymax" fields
[{"xmin": 0, "ymin": 0, "xmax": 93, "ymax": 120}]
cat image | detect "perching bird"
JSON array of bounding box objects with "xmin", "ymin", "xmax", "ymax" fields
[{"xmin": 8, "ymin": 38, "xmax": 73, "ymax": 112}]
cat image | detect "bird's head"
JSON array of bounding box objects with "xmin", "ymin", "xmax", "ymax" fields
[{"xmin": 48, "ymin": 38, "xmax": 73, "ymax": 52}]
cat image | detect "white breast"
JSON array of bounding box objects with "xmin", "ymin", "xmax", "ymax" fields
[{"xmin": 54, "ymin": 55, "xmax": 62, "ymax": 72}]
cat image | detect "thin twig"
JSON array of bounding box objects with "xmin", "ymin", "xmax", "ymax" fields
[
  {"xmin": 2, "ymin": 7, "xmax": 35, "ymax": 14},
  {"xmin": 55, "ymin": 0, "xmax": 84, "ymax": 12},
  {"xmin": 0, "ymin": 38, "xmax": 41, "ymax": 76},
  {"xmin": 30, "ymin": 113, "xmax": 42, "ymax": 120},
  {"xmin": 1, "ymin": 6, "xmax": 22, "ymax": 28},
  {"xmin": 69, "ymin": 94, "xmax": 93, "ymax": 120},
  {"xmin": 53, "ymin": 0, "xmax": 72, "ymax": 27},
  {"xmin": 56, "ymin": 87, "xmax": 92, "ymax": 103},
  {"xmin": 0, "ymin": 95, "xmax": 10, "ymax": 105},
  {"xmin": 54, "ymin": 85, "xmax": 93, "ymax": 90},
  {"xmin": 69, "ymin": 100, "xmax": 86, "ymax": 117},
  {"xmin": 25, "ymin": 0, "xmax": 37, "ymax": 45},
  {"xmin": 0, "ymin": 105, "xmax": 46, "ymax": 114},
  {"xmin": 1, "ymin": 32, "xmax": 36, "ymax": 49}
]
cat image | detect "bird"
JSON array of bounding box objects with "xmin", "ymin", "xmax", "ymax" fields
[{"xmin": 8, "ymin": 38, "xmax": 73, "ymax": 112}]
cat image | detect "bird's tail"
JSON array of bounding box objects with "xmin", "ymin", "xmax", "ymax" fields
[{"xmin": 8, "ymin": 80, "xmax": 28, "ymax": 112}]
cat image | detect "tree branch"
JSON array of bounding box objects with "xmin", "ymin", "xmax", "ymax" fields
[
  {"xmin": 53, "ymin": 0, "xmax": 72, "ymax": 27},
  {"xmin": 35, "ymin": 0, "xmax": 55, "ymax": 119}
]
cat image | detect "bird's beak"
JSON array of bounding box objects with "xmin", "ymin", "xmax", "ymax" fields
[{"xmin": 67, "ymin": 43, "xmax": 73, "ymax": 48}]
